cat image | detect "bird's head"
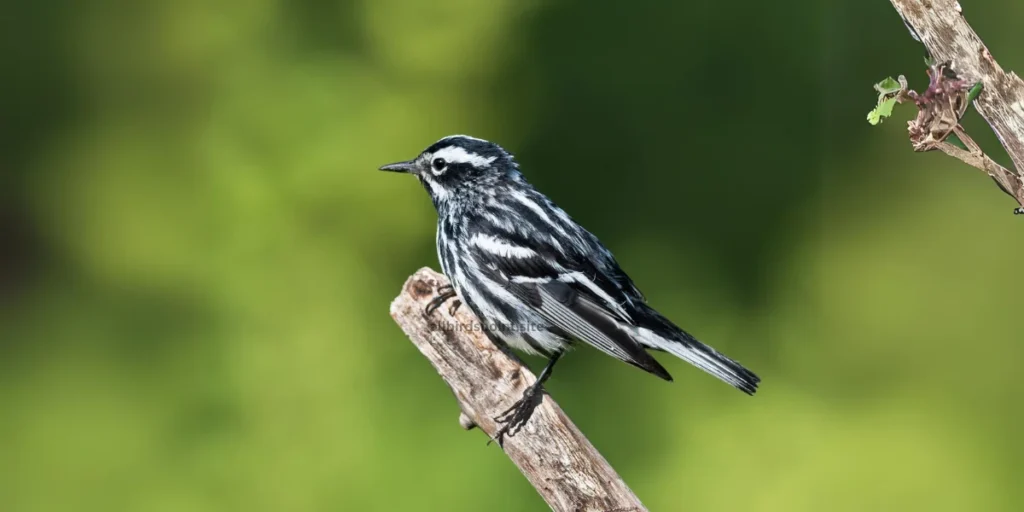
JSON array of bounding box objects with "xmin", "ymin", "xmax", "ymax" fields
[{"xmin": 379, "ymin": 135, "xmax": 518, "ymax": 205}]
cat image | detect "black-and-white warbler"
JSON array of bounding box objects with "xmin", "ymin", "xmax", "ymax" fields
[{"xmin": 381, "ymin": 135, "xmax": 760, "ymax": 443}]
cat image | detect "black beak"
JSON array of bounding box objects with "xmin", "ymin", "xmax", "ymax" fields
[{"xmin": 379, "ymin": 160, "xmax": 418, "ymax": 173}]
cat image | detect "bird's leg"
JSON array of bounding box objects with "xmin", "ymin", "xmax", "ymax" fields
[
  {"xmin": 492, "ymin": 352, "xmax": 562, "ymax": 446},
  {"xmin": 424, "ymin": 284, "xmax": 457, "ymax": 316}
]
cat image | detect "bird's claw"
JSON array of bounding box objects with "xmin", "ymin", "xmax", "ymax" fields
[
  {"xmin": 424, "ymin": 285, "xmax": 457, "ymax": 316},
  {"xmin": 488, "ymin": 386, "xmax": 544, "ymax": 447},
  {"xmin": 448, "ymin": 299, "xmax": 462, "ymax": 316}
]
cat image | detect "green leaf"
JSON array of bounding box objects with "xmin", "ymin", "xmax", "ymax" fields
[
  {"xmin": 967, "ymin": 82, "xmax": 984, "ymax": 103},
  {"xmin": 874, "ymin": 77, "xmax": 902, "ymax": 95},
  {"xmin": 868, "ymin": 76, "xmax": 906, "ymax": 126},
  {"xmin": 867, "ymin": 96, "xmax": 899, "ymax": 125}
]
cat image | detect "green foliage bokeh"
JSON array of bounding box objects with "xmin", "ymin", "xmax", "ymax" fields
[{"xmin": 2, "ymin": 1, "xmax": 1023, "ymax": 511}]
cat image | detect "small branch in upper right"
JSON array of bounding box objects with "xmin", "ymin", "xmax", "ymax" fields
[{"xmin": 870, "ymin": 61, "xmax": 1024, "ymax": 214}]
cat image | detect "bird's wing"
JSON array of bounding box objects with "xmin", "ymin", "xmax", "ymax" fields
[
  {"xmin": 463, "ymin": 191, "xmax": 759, "ymax": 393},
  {"xmin": 467, "ymin": 223, "xmax": 644, "ymax": 322},
  {"xmin": 574, "ymin": 231, "xmax": 647, "ymax": 305},
  {"xmin": 468, "ymin": 237, "xmax": 672, "ymax": 381}
]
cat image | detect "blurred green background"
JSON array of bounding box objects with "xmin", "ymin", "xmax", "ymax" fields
[{"xmin": 3, "ymin": 1, "xmax": 1023, "ymax": 510}]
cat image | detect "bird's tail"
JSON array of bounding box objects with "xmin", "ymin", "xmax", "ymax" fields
[{"xmin": 633, "ymin": 306, "xmax": 760, "ymax": 395}]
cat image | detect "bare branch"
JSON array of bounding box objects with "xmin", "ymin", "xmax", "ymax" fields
[
  {"xmin": 929, "ymin": 126, "xmax": 1022, "ymax": 199},
  {"xmin": 389, "ymin": 267, "xmax": 647, "ymax": 512},
  {"xmin": 889, "ymin": 0, "xmax": 1024, "ymax": 213}
]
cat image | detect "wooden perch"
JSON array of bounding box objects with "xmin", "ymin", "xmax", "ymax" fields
[
  {"xmin": 889, "ymin": 0, "xmax": 1024, "ymax": 212},
  {"xmin": 390, "ymin": 267, "xmax": 647, "ymax": 512}
]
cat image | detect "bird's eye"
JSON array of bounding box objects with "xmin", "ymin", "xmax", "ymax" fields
[{"xmin": 432, "ymin": 158, "xmax": 447, "ymax": 171}]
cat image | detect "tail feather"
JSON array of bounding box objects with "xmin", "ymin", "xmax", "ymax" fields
[{"xmin": 632, "ymin": 308, "xmax": 760, "ymax": 394}]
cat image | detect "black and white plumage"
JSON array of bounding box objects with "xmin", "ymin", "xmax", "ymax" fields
[{"xmin": 381, "ymin": 135, "xmax": 759, "ymax": 442}]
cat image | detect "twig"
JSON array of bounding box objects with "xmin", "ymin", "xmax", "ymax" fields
[
  {"xmin": 889, "ymin": 0, "xmax": 1024, "ymax": 214},
  {"xmin": 932, "ymin": 126, "xmax": 1023, "ymax": 204},
  {"xmin": 389, "ymin": 267, "xmax": 647, "ymax": 512}
]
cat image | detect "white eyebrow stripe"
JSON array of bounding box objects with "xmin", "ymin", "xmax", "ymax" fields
[{"xmin": 432, "ymin": 146, "xmax": 497, "ymax": 169}]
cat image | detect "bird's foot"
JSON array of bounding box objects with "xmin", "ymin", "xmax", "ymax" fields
[
  {"xmin": 448, "ymin": 299, "xmax": 462, "ymax": 316},
  {"xmin": 489, "ymin": 384, "xmax": 544, "ymax": 447},
  {"xmin": 424, "ymin": 285, "xmax": 457, "ymax": 316}
]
